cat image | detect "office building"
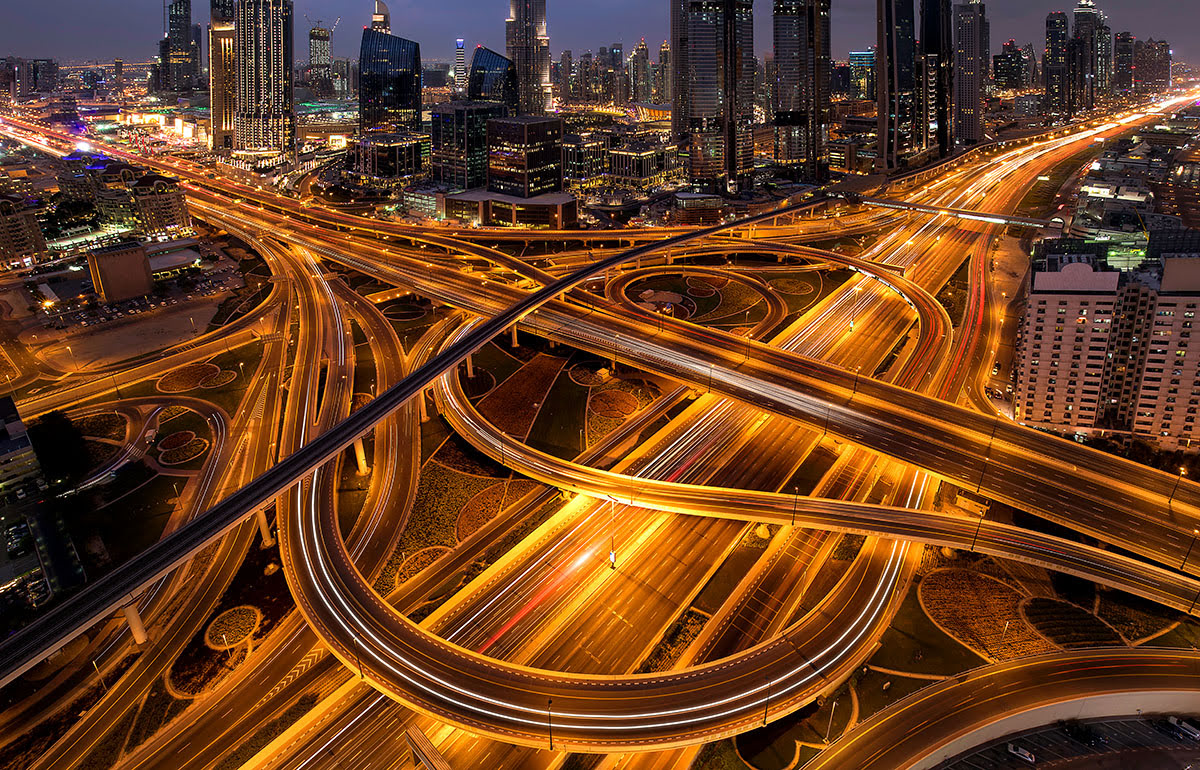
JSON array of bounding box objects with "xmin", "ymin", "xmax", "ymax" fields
[
  {"xmin": 234, "ymin": 0, "xmax": 295, "ymax": 156},
  {"xmin": 1044, "ymin": 12, "xmax": 1069, "ymax": 114},
  {"xmin": 671, "ymin": 0, "xmax": 691, "ymax": 139},
  {"xmin": 609, "ymin": 141, "xmax": 684, "ymax": 191},
  {"xmin": 358, "ymin": 27, "xmax": 422, "ymax": 132},
  {"xmin": 1113, "ymin": 32, "xmax": 1134, "ymax": 93},
  {"xmin": 309, "ymin": 25, "xmax": 333, "ymax": 99},
  {"xmin": 209, "ymin": 0, "xmax": 236, "ymax": 151},
  {"xmin": 455, "ymin": 39, "xmax": 468, "ymax": 94},
  {"xmin": 487, "ymin": 116, "xmax": 563, "ymax": 198},
  {"xmin": 631, "ymin": 40, "xmax": 653, "ymax": 104},
  {"xmin": 30, "ymin": 59, "xmax": 58, "ymax": 93},
  {"xmin": 468, "ymin": 46, "xmax": 520, "ymax": 115},
  {"xmin": 113, "ymin": 58, "xmax": 124, "ymax": 88},
  {"xmin": 430, "ymin": 101, "xmax": 509, "ymax": 190},
  {"xmin": 163, "ymin": 0, "xmax": 198, "ymax": 92},
  {"xmin": 88, "ymin": 241, "xmax": 153, "ymax": 303},
  {"xmin": 506, "ymin": 0, "xmax": 552, "ymax": 115},
  {"xmin": 953, "ymin": 1, "xmax": 989, "ymax": 146},
  {"xmin": 347, "ymin": 133, "xmax": 429, "ymax": 186},
  {"xmin": 686, "ymin": 0, "xmax": 755, "ymax": 192},
  {"xmin": 921, "ymin": 0, "xmax": 953, "ymax": 157},
  {"xmin": 774, "ymin": 0, "xmax": 830, "ymax": 182},
  {"xmin": 849, "ymin": 49, "xmax": 876, "ymax": 101},
  {"xmin": 876, "ymin": 0, "xmax": 920, "ymax": 169},
  {"xmin": 558, "ymin": 50, "xmax": 573, "ymax": 101},
  {"xmin": 1072, "ymin": 0, "xmax": 1110, "ymax": 109},
  {"xmin": 994, "ymin": 40, "xmax": 1025, "ymax": 91},
  {"xmin": 1134, "ymin": 39, "xmax": 1172, "ymax": 92},
  {"xmin": 0, "ymin": 194, "xmax": 47, "ymax": 267},
  {"xmin": 656, "ymin": 41, "xmax": 672, "ymax": 104},
  {"xmin": 562, "ymin": 132, "xmax": 609, "ymax": 191}
]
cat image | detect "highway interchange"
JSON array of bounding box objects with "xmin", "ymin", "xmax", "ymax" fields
[{"xmin": 2, "ymin": 92, "xmax": 1200, "ymax": 766}]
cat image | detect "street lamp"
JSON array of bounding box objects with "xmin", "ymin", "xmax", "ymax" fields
[
  {"xmin": 1171, "ymin": 466, "xmax": 1188, "ymax": 513},
  {"xmin": 547, "ymin": 698, "xmax": 554, "ymax": 751},
  {"xmin": 1184, "ymin": 528, "xmax": 1200, "ymax": 571}
]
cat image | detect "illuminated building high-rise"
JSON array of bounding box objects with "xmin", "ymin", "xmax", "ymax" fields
[
  {"xmin": 455, "ymin": 39, "xmax": 467, "ymax": 94},
  {"xmin": 234, "ymin": 0, "xmax": 295, "ymax": 156},
  {"xmin": 165, "ymin": 0, "xmax": 198, "ymax": 92},
  {"xmin": 208, "ymin": 0, "xmax": 236, "ymax": 151},
  {"xmin": 849, "ymin": 49, "xmax": 875, "ymax": 101},
  {"xmin": 1113, "ymin": 32, "xmax": 1134, "ymax": 92},
  {"xmin": 876, "ymin": 0, "xmax": 920, "ymax": 169},
  {"xmin": 953, "ymin": 0, "xmax": 989, "ymax": 146},
  {"xmin": 656, "ymin": 41, "xmax": 672, "ymax": 104},
  {"xmin": 921, "ymin": 0, "xmax": 953, "ymax": 157},
  {"xmin": 309, "ymin": 25, "xmax": 333, "ymax": 99},
  {"xmin": 1071, "ymin": 0, "xmax": 1110, "ymax": 108},
  {"xmin": 631, "ymin": 39, "xmax": 652, "ymax": 103},
  {"xmin": 1044, "ymin": 11, "xmax": 1069, "ymax": 114},
  {"xmin": 686, "ymin": 0, "xmax": 755, "ymax": 192},
  {"xmin": 358, "ymin": 26, "xmax": 422, "ymax": 132},
  {"xmin": 469, "ymin": 46, "xmax": 520, "ymax": 116},
  {"xmin": 1134, "ymin": 38, "xmax": 1172, "ymax": 92},
  {"xmin": 371, "ymin": 0, "xmax": 390, "ymax": 34},
  {"xmin": 506, "ymin": 0, "xmax": 552, "ymax": 115},
  {"xmin": 670, "ymin": 0, "xmax": 690, "ymax": 139},
  {"xmin": 773, "ymin": 0, "xmax": 830, "ymax": 182}
]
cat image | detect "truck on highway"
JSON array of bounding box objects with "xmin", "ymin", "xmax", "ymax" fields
[{"xmin": 1169, "ymin": 715, "xmax": 1200, "ymax": 740}]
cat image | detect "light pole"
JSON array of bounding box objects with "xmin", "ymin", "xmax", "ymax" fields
[
  {"xmin": 792, "ymin": 487, "xmax": 798, "ymax": 526},
  {"xmin": 609, "ymin": 500, "xmax": 616, "ymax": 570},
  {"xmin": 1171, "ymin": 467, "xmax": 1188, "ymax": 513},
  {"xmin": 825, "ymin": 698, "xmax": 839, "ymax": 742},
  {"xmin": 763, "ymin": 676, "xmax": 770, "ymax": 726},
  {"xmin": 547, "ymin": 698, "xmax": 554, "ymax": 751},
  {"xmin": 1184, "ymin": 528, "xmax": 1200, "ymax": 571}
]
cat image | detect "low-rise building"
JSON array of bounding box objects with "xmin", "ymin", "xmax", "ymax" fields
[
  {"xmin": 0, "ymin": 193, "xmax": 47, "ymax": 266},
  {"xmin": 129, "ymin": 174, "xmax": 193, "ymax": 240},
  {"xmin": 87, "ymin": 241, "xmax": 153, "ymax": 303}
]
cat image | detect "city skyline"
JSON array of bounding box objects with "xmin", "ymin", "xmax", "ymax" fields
[{"xmin": 0, "ymin": 0, "xmax": 1190, "ymax": 67}]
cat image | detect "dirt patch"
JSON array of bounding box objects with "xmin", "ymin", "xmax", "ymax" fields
[
  {"xmin": 590, "ymin": 389, "xmax": 639, "ymax": 419},
  {"xmin": 920, "ymin": 568, "xmax": 1056, "ymax": 660}
]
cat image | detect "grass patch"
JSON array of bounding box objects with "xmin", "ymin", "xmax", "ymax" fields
[
  {"xmin": 870, "ymin": 580, "xmax": 985, "ymax": 675},
  {"xmin": 1096, "ymin": 588, "xmax": 1179, "ymax": 642},
  {"xmin": 636, "ymin": 609, "xmax": 709, "ymax": 673},
  {"xmin": 1021, "ymin": 597, "xmax": 1125, "ymax": 648},
  {"xmin": 692, "ymin": 529, "xmax": 759, "ymax": 616},
  {"xmin": 78, "ymin": 703, "xmax": 137, "ymax": 770},
  {"xmin": 478, "ymin": 353, "xmax": 567, "ymax": 439},
  {"xmin": 213, "ymin": 693, "xmax": 319, "ymax": 770},
  {"xmin": 734, "ymin": 684, "xmax": 853, "ymax": 770},
  {"xmin": 527, "ymin": 360, "xmax": 592, "ymax": 459},
  {"xmin": 74, "ymin": 412, "xmax": 126, "ymax": 441}
]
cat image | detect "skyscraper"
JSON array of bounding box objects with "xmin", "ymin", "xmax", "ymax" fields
[
  {"xmin": 774, "ymin": 0, "xmax": 830, "ymax": 182},
  {"xmin": 921, "ymin": 0, "xmax": 953, "ymax": 157},
  {"xmin": 849, "ymin": 49, "xmax": 876, "ymax": 101},
  {"xmin": 234, "ymin": 0, "xmax": 295, "ymax": 155},
  {"xmin": 208, "ymin": 0, "xmax": 236, "ymax": 151},
  {"xmin": 558, "ymin": 50, "xmax": 573, "ymax": 101},
  {"xmin": 469, "ymin": 47, "xmax": 520, "ymax": 116},
  {"xmin": 671, "ymin": 0, "xmax": 690, "ymax": 139},
  {"xmin": 656, "ymin": 41, "xmax": 672, "ymax": 104},
  {"xmin": 309, "ymin": 25, "xmax": 333, "ymax": 99},
  {"xmin": 1072, "ymin": 0, "xmax": 1109, "ymax": 108},
  {"xmin": 358, "ymin": 25, "xmax": 422, "ymax": 133},
  {"xmin": 953, "ymin": 1, "xmax": 989, "ymax": 146},
  {"xmin": 876, "ymin": 0, "xmax": 919, "ymax": 169},
  {"xmin": 1113, "ymin": 32, "xmax": 1134, "ymax": 92},
  {"xmin": 506, "ymin": 0, "xmax": 552, "ymax": 115},
  {"xmin": 631, "ymin": 40, "xmax": 653, "ymax": 103},
  {"xmin": 165, "ymin": 0, "xmax": 198, "ymax": 92},
  {"xmin": 455, "ymin": 39, "xmax": 468, "ymax": 94},
  {"xmin": 1044, "ymin": 11, "xmax": 1069, "ymax": 114},
  {"xmin": 1134, "ymin": 38, "xmax": 1172, "ymax": 92},
  {"xmin": 686, "ymin": 0, "xmax": 755, "ymax": 192}
]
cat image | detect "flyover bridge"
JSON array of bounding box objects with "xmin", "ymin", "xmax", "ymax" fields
[{"xmin": 836, "ymin": 193, "xmax": 1061, "ymax": 229}]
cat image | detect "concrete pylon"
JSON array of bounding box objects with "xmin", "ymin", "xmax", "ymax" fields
[
  {"xmin": 466, "ymin": 354, "xmax": 475, "ymax": 379},
  {"xmin": 353, "ymin": 438, "xmax": 370, "ymax": 476},
  {"xmin": 418, "ymin": 390, "xmax": 429, "ymax": 422},
  {"xmin": 255, "ymin": 508, "xmax": 276, "ymax": 548},
  {"xmin": 123, "ymin": 603, "xmax": 148, "ymax": 645},
  {"xmin": 510, "ymin": 325, "xmax": 518, "ymax": 347}
]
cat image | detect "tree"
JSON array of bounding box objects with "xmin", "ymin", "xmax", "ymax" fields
[{"xmin": 28, "ymin": 411, "xmax": 90, "ymax": 486}]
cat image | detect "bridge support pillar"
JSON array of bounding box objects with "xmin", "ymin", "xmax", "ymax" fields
[
  {"xmin": 255, "ymin": 508, "xmax": 276, "ymax": 547},
  {"xmin": 419, "ymin": 390, "xmax": 429, "ymax": 423},
  {"xmin": 665, "ymin": 251, "xmax": 673, "ymax": 265},
  {"xmin": 353, "ymin": 438, "xmax": 370, "ymax": 476},
  {"xmin": 510, "ymin": 325, "xmax": 518, "ymax": 348},
  {"xmin": 466, "ymin": 353, "xmax": 475, "ymax": 379},
  {"xmin": 123, "ymin": 603, "xmax": 148, "ymax": 645}
]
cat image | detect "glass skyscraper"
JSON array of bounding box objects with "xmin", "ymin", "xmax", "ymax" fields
[
  {"xmin": 505, "ymin": 0, "xmax": 552, "ymax": 115},
  {"xmin": 358, "ymin": 28, "xmax": 422, "ymax": 133},
  {"xmin": 774, "ymin": 0, "xmax": 831, "ymax": 183},
  {"xmin": 686, "ymin": 0, "xmax": 755, "ymax": 192},
  {"xmin": 1044, "ymin": 11, "xmax": 1069, "ymax": 114},
  {"xmin": 468, "ymin": 47, "xmax": 519, "ymax": 116},
  {"xmin": 209, "ymin": 0, "xmax": 236, "ymax": 151},
  {"xmin": 234, "ymin": 0, "xmax": 295, "ymax": 155},
  {"xmin": 876, "ymin": 0, "xmax": 918, "ymax": 169}
]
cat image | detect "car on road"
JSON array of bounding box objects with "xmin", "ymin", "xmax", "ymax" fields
[{"xmin": 1169, "ymin": 716, "xmax": 1200, "ymax": 740}]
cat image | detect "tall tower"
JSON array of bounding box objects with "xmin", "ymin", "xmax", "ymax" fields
[
  {"xmin": 921, "ymin": 0, "xmax": 953, "ymax": 157},
  {"xmin": 506, "ymin": 0, "xmax": 552, "ymax": 115},
  {"xmin": 953, "ymin": 1, "xmax": 988, "ymax": 146},
  {"xmin": 455, "ymin": 39, "xmax": 467, "ymax": 94},
  {"xmin": 358, "ymin": 26, "xmax": 422, "ymax": 132},
  {"xmin": 631, "ymin": 40, "xmax": 652, "ymax": 103},
  {"xmin": 208, "ymin": 0, "xmax": 236, "ymax": 151},
  {"xmin": 1072, "ymin": 0, "xmax": 1107, "ymax": 108},
  {"xmin": 166, "ymin": 0, "xmax": 197, "ymax": 92},
  {"xmin": 234, "ymin": 0, "xmax": 295, "ymax": 155},
  {"xmin": 686, "ymin": 0, "xmax": 755, "ymax": 193},
  {"xmin": 1044, "ymin": 11, "xmax": 1069, "ymax": 114},
  {"xmin": 656, "ymin": 41, "xmax": 672, "ymax": 104},
  {"xmin": 309, "ymin": 25, "xmax": 332, "ymax": 98},
  {"xmin": 1113, "ymin": 32, "xmax": 1134, "ymax": 92},
  {"xmin": 670, "ymin": 0, "xmax": 690, "ymax": 139},
  {"xmin": 773, "ymin": 0, "xmax": 830, "ymax": 182},
  {"xmin": 876, "ymin": 0, "xmax": 918, "ymax": 169}
]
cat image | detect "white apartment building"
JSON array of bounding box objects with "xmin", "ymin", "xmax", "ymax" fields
[{"xmin": 1016, "ymin": 251, "xmax": 1200, "ymax": 450}]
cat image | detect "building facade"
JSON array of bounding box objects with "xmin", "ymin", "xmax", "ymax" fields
[
  {"xmin": 468, "ymin": 46, "xmax": 520, "ymax": 115},
  {"xmin": 0, "ymin": 194, "xmax": 47, "ymax": 266},
  {"xmin": 209, "ymin": 0, "xmax": 236, "ymax": 151},
  {"xmin": 234, "ymin": 0, "xmax": 295, "ymax": 156},
  {"xmin": 88, "ymin": 241, "xmax": 153, "ymax": 303},
  {"xmin": 487, "ymin": 116, "xmax": 564, "ymax": 198},
  {"xmin": 358, "ymin": 28, "xmax": 422, "ymax": 133},
  {"xmin": 506, "ymin": 0, "xmax": 552, "ymax": 115},
  {"xmin": 774, "ymin": 0, "xmax": 831, "ymax": 182},
  {"xmin": 953, "ymin": 1, "xmax": 989, "ymax": 146},
  {"xmin": 430, "ymin": 101, "xmax": 509, "ymax": 190},
  {"xmin": 876, "ymin": 0, "xmax": 920, "ymax": 169},
  {"xmin": 686, "ymin": 0, "xmax": 755, "ymax": 192}
]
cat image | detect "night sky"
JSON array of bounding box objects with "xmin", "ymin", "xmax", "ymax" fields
[{"xmin": 0, "ymin": 0, "xmax": 1190, "ymax": 68}]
